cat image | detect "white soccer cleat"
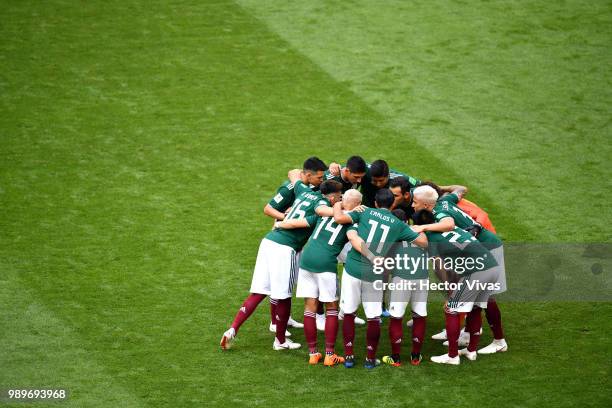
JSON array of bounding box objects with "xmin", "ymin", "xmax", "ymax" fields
[
  {"xmin": 220, "ymin": 328, "xmax": 236, "ymax": 350},
  {"xmin": 288, "ymin": 316, "xmax": 304, "ymax": 329},
  {"xmin": 443, "ymin": 331, "xmax": 470, "ymax": 347},
  {"xmin": 431, "ymin": 329, "xmax": 447, "ymax": 340},
  {"xmin": 459, "ymin": 348, "xmax": 477, "ymax": 361},
  {"xmin": 273, "ymin": 338, "xmax": 301, "ymax": 350},
  {"xmin": 406, "ymin": 319, "xmax": 413, "ymax": 328},
  {"xmin": 268, "ymin": 322, "xmax": 291, "ymax": 337},
  {"xmin": 478, "ymin": 339, "xmax": 508, "ymax": 355},
  {"xmin": 316, "ymin": 314, "xmax": 326, "ymax": 331},
  {"xmin": 430, "ymin": 353, "xmax": 460, "ymax": 365},
  {"xmin": 354, "ymin": 316, "xmax": 366, "ymax": 325}
]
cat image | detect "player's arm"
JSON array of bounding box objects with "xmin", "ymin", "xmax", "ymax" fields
[
  {"xmin": 328, "ymin": 162, "xmax": 341, "ymax": 176},
  {"xmin": 315, "ymin": 204, "xmax": 334, "ymax": 217},
  {"xmin": 398, "ymin": 222, "xmax": 428, "ymax": 248},
  {"xmin": 347, "ymin": 229, "xmax": 380, "ymax": 263},
  {"xmin": 274, "ymin": 218, "xmax": 311, "ymax": 229},
  {"xmin": 264, "ymin": 204, "xmax": 286, "ymax": 221},
  {"xmin": 412, "ymin": 215, "xmax": 455, "ymax": 234},
  {"xmin": 439, "ymin": 185, "xmax": 468, "ymax": 201},
  {"xmin": 265, "ymin": 181, "xmax": 295, "ymax": 221},
  {"xmin": 333, "ymin": 201, "xmax": 358, "ymax": 224},
  {"xmin": 412, "ymin": 231, "xmax": 428, "ymax": 248}
]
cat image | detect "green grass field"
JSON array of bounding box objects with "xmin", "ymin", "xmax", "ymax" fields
[{"xmin": 1, "ymin": 1, "xmax": 611, "ymax": 407}]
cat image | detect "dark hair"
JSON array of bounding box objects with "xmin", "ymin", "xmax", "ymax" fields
[
  {"xmin": 346, "ymin": 156, "xmax": 367, "ymax": 174},
  {"xmin": 374, "ymin": 188, "xmax": 394, "ymax": 209},
  {"xmin": 319, "ymin": 180, "xmax": 343, "ymax": 195},
  {"xmin": 370, "ymin": 159, "xmax": 389, "ymax": 178},
  {"xmin": 389, "ymin": 177, "xmax": 409, "ymax": 194},
  {"xmin": 419, "ymin": 180, "xmax": 442, "ymax": 197},
  {"xmin": 392, "ymin": 208, "xmax": 407, "ymax": 222},
  {"xmin": 303, "ymin": 157, "xmax": 327, "ymax": 173},
  {"xmin": 412, "ymin": 210, "xmax": 435, "ymax": 225}
]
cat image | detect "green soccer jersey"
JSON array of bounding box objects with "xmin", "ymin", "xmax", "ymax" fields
[
  {"xmin": 426, "ymin": 227, "xmax": 498, "ymax": 275},
  {"xmin": 299, "ymin": 216, "xmax": 351, "ymax": 273},
  {"xmin": 434, "ymin": 193, "xmax": 502, "ymax": 248},
  {"xmin": 265, "ymin": 182, "xmax": 329, "ymax": 250},
  {"xmin": 388, "ymin": 240, "xmax": 429, "ymax": 280},
  {"xmin": 344, "ymin": 207, "xmax": 420, "ymax": 282},
  {"xmin": 267, "ymin": 179, "xmax": 318, "ymax": 212},
  {"xmin": 267, "ymin": 180, "xmax": 298, "ymax": 213},
  {"xmin": 361, "ymin": 163, "xmax": 421, "ymax": 207}
]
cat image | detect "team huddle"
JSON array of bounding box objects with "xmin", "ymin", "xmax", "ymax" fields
[{"xmin": 220, "ymin": 156, "xmax": 508, "ymax": 368}]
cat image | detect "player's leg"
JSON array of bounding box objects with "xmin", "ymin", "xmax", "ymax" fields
[
  {"xmin": 464, "ymin": 305, "xmax": 483, "ymax": 356},
  {"xmin": 221, "ymin": 239, "xmax": 272, "ymax": 350},
  {"xmin": 362, "ymin": 280, "xmax": 383, "ymax": 369},
  {"xmin": 479, "ymin": 297, "xmax": 508, "ymax": 354},
  {"xmin": 480, "ymin": 246, "xmax": 508, "ymax": 353},
  {"xmin": 431, "ymin": 276, "xmax": 473, "ymax": 365},
  {"xmin": 383, "ymin": 276, "xmax": 408, "ymax": 367},
  {"xmin": 287, "ymin": 251, "xmax": 304, "ymax": 330},
  {"xmin": 304, "ymin": 298, "xmax": 321, "ymax": 364},
  {"xmin": 317, "ymin": 272, "xmax": 344, "ymax": 366},
  {"xmin": 270, "ymin": 241, "xmax": 300, "ymax": 350},
  {"xmin": 268, "ymin": 298, "xmax": 292, "ymax": 337},
  {"xmin": 316, "ymin": 301, "xmax": 326, "ymax": 332},
  {"xmin": 455, "ymin": 270, "xmax": 493, "ymax": 361},
  {"xmin": 339, "ymin": 269, "xmax": 361, "ymax": 367},
  {"xmin": 410, "ymin": 279, "xmax": 429, "ymax": 365},
  {"xmin": 296, "ymin": 268, "xmax": 320, "ymax": 362},
  {"xmin": 221, "ymin": 293, "xmax": 267, "ymax": 350},
  {"xmin": 381, "ymin": 269, "xmax": 391, "ymax": 318}
]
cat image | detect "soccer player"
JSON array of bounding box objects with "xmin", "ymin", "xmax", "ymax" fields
[
  {"xmin": 333, "ymin": 189, "xmax": 427, "ymax": 368},
  {"xmin": 262, "ymin": 157, "xmax": 328, "ymax": 334},
  {"xmin": 411, "ymin": 185, "xmax": 508, "ymax": 354},
  {"xmin": 380, "ymin": 209, "xmax": 429, "ymax": 367},
  {"xmin": 324, "ymin": 155, "xmax": 368, "ymax": 192},
  {"xmin": 389, "ymin": 176, "xmax": 415, "ymax": 217},
  {"xmin": 411, "ymin": 186, "xmax": 502, "ymax": 364},
  {"xmin": 360, "ymin": 160, "xmax": 421, "ymax": 207},
  {"xmin": 263, "ymin": 157, "xmax": 328, "ymax": 221},
  {"xmin": 275, "ymin": 188, "xmax": 363, "ymax": 366},
  {"xmin": 220, "ymin": 177, "xmax": 342, "ymax": 351}
]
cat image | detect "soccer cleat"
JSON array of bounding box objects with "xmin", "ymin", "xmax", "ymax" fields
[
  {"xmin": 406, "ymin": 319, "xmax": 413, "ymax": 328},
  {"xmin": 443, "ymin": 331, "xmax": 470, "ymax": 347},
  {"xmin": 220, "ymin": 328, "xmax": 235, "ymax": 350},
  {"xmin": 459, "ymin": 348, "xmax": 477, "ymax": 361},
  {"xmin": 309, "ymin": 352, "xmax": 322, "ymax": 365},
  {"xmin": 273, "ymin": 338, "xmax": 301, "ymax": 350},
  {"xmin": 288, "ymin": 316, "xmax": 304, "ymax": 329},
  {"xmin": 316, "ymin": 314, "xmax": 325, "ymax": 331},
  {"xmin": 268, "ymin": 322, "xmax": 291, "ymax": 337},
  {"xmin": 324, "ymin": 353, "xmax": 345, "ymax": 367},
  {"xmin": 478, "ymin": 339, "xmax": 508, "ymax": 354},
  {"xmin": 430, "ymin": 353, "xmax": 460, "ymax": 365},
  {"xmin": 354, "ymin": 316, "xmax": 366, "ymax": 325},
  {"xmin": 364, "ymin": 358, "xmax": 381, "ymax": 369},
  {"xmin": 382, "ymin": 355, "xmax": 401, "ymax": 367},
  {"xmin": 344, "ymin": 355, "xmax": 355, "ymax": 368},
  {"xmin": 410, "ymin": 352, "xmax": 423, "ymax": 366},
  {"xmin": 431, "ymin": 329, "xmax": 447, "ymax": 340}
]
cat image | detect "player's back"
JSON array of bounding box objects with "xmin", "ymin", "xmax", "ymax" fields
[
  {"xmin": 300, "ymin": 216, "xmax": 350, "ymax": 273},
  {"xmin": 345, "ymin": 207, "xmax": 419, "ymax": 281},
  {"xmin": 434, "ymin": 194, "xmax": 502, "ymax": 249},
  {"xmin": 266, "ymin": 185, "xmax": 328, "ymax": 251},
  {"xmin": 426, "ymin": 227, "xmax": 498, "ymax": 275}
]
